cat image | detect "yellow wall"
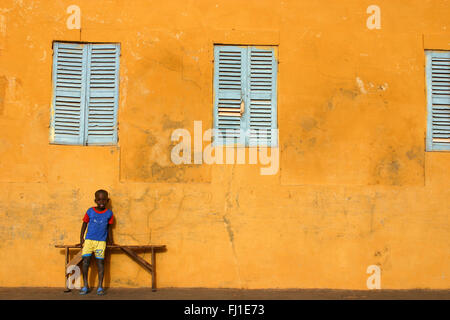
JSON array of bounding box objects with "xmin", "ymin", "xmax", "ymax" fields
[{"xmin": 0, "ymin": 0, "xmax": 449, "ymax": 289}]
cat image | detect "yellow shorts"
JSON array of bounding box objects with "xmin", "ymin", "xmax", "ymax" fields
[{"xmin": 82, "ymin": 239, "xmax": 106, "ymax": 259}]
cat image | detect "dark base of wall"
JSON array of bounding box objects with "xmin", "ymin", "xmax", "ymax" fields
[{"xmin": 0, "ymin": 287, "xmax": 449, "ymax": 300}]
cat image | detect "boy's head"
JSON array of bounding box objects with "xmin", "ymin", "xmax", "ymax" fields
[{"xmin": 94, "ymin": 189, "xmax": 109, "ymax": 210}]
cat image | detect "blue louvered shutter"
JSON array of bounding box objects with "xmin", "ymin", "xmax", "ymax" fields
[
  {"xmin": 85, "ymin": 43, "xmax": 120, "ymax": 145},
  {"xmin": 213, "ymin": 46, "xmax": 247, "ymax": 145},
  {"xmin": 246, "ymin": 47, "xmax": 278, "ymax": 147},
  {"xmin": 426, "ymin": 50, "xmax": 450, "ymax": 151},
  {"xmin": 50, "ymin": 42, "xmax": 88, "ymax": 145}
]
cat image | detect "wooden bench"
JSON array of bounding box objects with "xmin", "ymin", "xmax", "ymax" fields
[{"xmin": 55, "ymin": 244, "xmax": 166, "ymax": 292}]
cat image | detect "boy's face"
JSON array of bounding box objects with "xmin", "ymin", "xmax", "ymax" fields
[{"xmin": 95, "ymin": 192, "xmax": 109, "ymax": 210}]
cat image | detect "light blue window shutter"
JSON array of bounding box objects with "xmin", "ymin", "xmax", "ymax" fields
[
  {"xmin": 213, "ymin": 46, "xmax": 247, "ymax": 146},
  {"xmin": 426, "ymin": 50, "xmax": 450, "ymax": 151},
  {"xmin": 85, "ymin": 43, "xmax": 120, "ymax": 145},
  {"xmin": 247, "ymin": 47, "xmax": 278, "ymax": 147},
  {"xmin": 50, "ymin": 42, "xmax": 88, "ymax": 145}
]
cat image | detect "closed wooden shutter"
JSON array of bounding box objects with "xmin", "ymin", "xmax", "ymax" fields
[
  {"xmin": 247, "ymin": 46, "xmax": 278, "ymax": 147},
  {"xmin": 85, "ymin": 43, "xmax": 120, "ymax": 145},
  {"xmin": 213, "ymin": 45, "xmax": 278, "ymax": 146},
  {"xmin": 50, "ymin": 42, "xmax": 120, "ymax": 146},
  {"xmin": 213, "ymin": 46, "xmax": 247, "ymax": 145},
  {"xmin": 50, "ymin": 42, "xmax": 87, "ymax": 145},
  {"xmin": 426, "ymin": 50, "xmax": 450, "ymax": 151}
]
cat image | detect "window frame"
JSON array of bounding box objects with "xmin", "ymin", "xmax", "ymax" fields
[
  {"xmin": 425, "ymin": 49, "xmax": 450, "ymax": 152},
  {"xmin": 50, "ymin": 41, "xmax": 120, "ymax": 146},
  {"xmin": 213, "ymin": 44, "xmax": 278, "ymax": 148}
]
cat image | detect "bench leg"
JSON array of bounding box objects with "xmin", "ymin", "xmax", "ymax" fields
[
  {"xmin": 64, "ymin": 248, "xmax": 71, "ymax": 292},
  {"xmin": 151, "ymin": 247, "xmax": 156, "ymax": 292}
]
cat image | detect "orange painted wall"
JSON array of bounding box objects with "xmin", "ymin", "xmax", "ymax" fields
[{"xmin": 0, "ymin": 0, "xmax": 449, "ymax": 289}]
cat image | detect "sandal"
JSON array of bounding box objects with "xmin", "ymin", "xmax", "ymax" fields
[
  {"xmin": 79, "ymin": 287, "xmax": 89, "ymax": 295},
  {"xmin": 97, "ymin": 287, "xmax": 105, "ymax": 296}
]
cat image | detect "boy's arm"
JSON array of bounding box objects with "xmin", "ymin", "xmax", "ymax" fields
[
  {"xmin": 107, "ymin": 224, "xmax": 114, "ymax": 245},
  {"xmin": 79, "ymin": 222, "xmax": 87, "ymax": 246},
  {"xmin": 106, "ymin": 214, "xmax": 115, "ymax": 245}
]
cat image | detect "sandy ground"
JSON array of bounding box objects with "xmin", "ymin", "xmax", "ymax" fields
[{"xmin": 0, "ymin": 287, "xmax": 448, "ymax": 300}]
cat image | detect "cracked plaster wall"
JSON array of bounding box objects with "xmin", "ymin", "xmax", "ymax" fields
[{"xmin": 0, "ymin": 0, "xmax": 449, "ymax": 289}]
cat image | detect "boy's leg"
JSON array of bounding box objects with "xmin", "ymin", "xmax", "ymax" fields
[
  {"xmin": 96, "ymin": 258, "xmax": 104, "ymax": 289},
  {"xmin": 81, "ymin": 239, "xmax": 96, "ymax": 290},
  {"xmin": 81, "ymin": 255, "xmax": 91, "ymax": 288},
  {"xmin": 93, "ymin": 241, "xmax": 106, "ymax": 291}
]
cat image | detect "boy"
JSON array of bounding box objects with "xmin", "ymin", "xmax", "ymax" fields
[{"xmin": 78, "ymin": 189, "xmax": 115, "ymax": 295}]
